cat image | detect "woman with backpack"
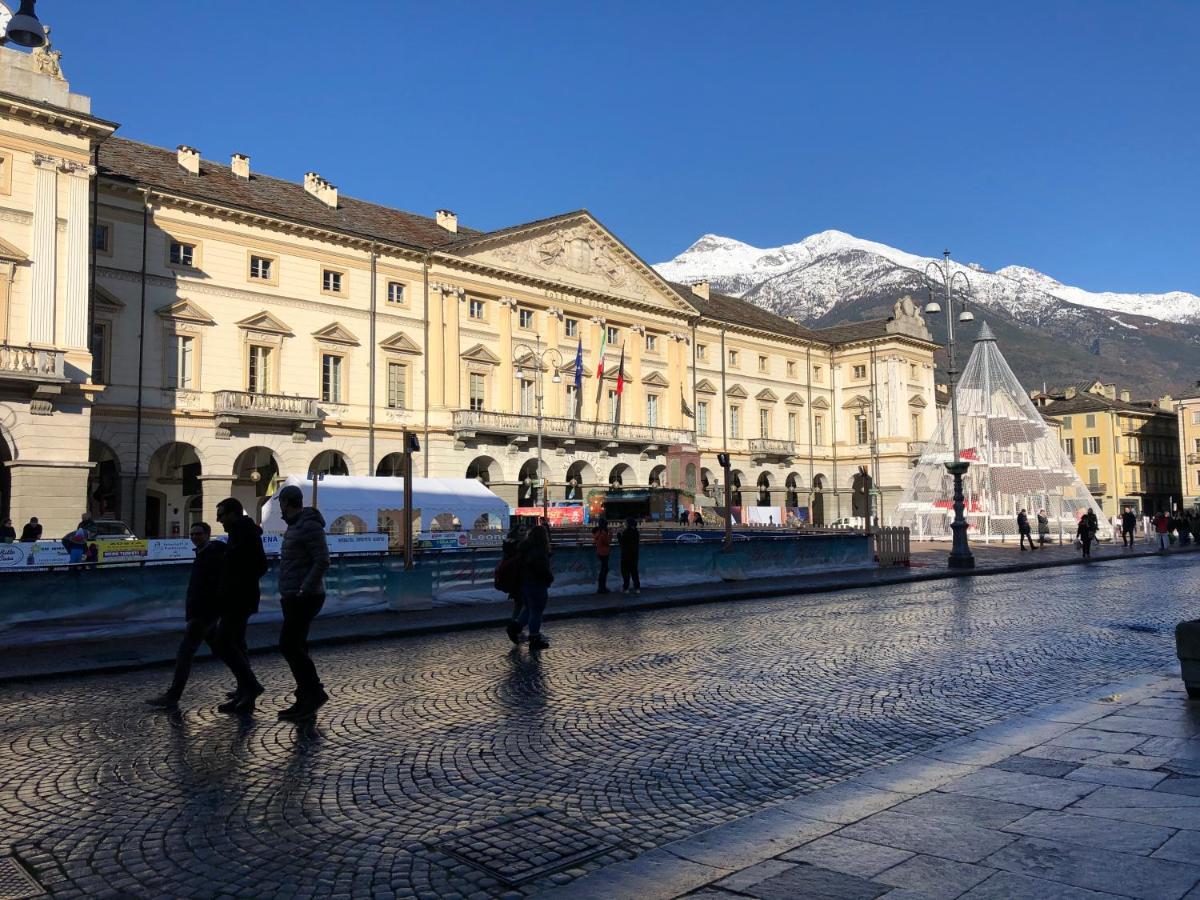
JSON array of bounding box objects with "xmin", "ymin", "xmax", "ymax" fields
[{"xmin": 509, "ymin": 524, "xmax": 553, "ymax": 650}]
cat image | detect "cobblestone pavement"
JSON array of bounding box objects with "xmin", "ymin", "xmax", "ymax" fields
[{"xmin": 0, "ymin": 554, "xmax": 1195, "ymax": 898}]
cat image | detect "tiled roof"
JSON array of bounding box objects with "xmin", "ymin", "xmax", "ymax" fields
[
  {"xmin": 1040, "ymin": 394, "xmax": 1171, "ymax": 417},
  {"xmin": 668, "ymin": 283, "xmax": 824, "ymax": 342},
  {"xmin": 98, "ymin": 138, "xmax": 477, "ymax": 250},
  {"xmin": 809, "ymin": 320, "xmax": 892, "ymax": 343}
]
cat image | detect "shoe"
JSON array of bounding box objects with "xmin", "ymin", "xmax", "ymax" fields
[
  {"xmin": 145, "ymin": 692, "xmax": 180, "ymax": 709},
  {"xmin": 529, "ymin": 635, "xmax": 550, "ymax": 650},
  {"xmin": 635, "ymin": 589, "xmax": 641, "ymax": 594},
  {"xmin": 278, "ymin": 688, "xmax": 329, "ymax": 721},
  {"xmin": 622, "ymin": 587, "xmax": 629, "ymax": 594},
  {"xmin": 505, "ymin": 620, "xmax": 521, "ymax": 644},
  {"xmin": 217, "ymin": 695, "xmax": 256, "ymax": 714},
  {"xmin": 226, "ymin": 682, "xmax": 265, "ymax": 701}
]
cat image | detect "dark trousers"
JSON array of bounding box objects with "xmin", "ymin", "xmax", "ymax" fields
[
  {"xmin": 218, "ymin": 609, "xmax": 260, "ymax": 693},
  {"xmin": 1122, "ymin": 528, "xmax": 1134, "ymax": 547},
  {"xmin": 621, "ymin": 557, "xmax": 640, "ymax": 591},
  {"xmin": 280, "ymin": 592, "xmax": 325, "ymax": 696},
  {"xmin": 168, "ymin": 617, "xmax": 219, "ymax": 698},
  {"xmin": 597, "ymin": 555, "xmax": 610, "ymax": 592},
  {"xmin": 168, "ymin": 614, "xmax": 258, "ymax": 698},
  {"xmin": 1081, "ymin": 537, "xmax": 1093, "ymax": 558},
  {"xmin": 1020, "ymin": 530, "xmax": 1036, "ymax": 549}
]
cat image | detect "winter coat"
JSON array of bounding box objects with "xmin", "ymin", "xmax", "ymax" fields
[
  {"xmin": 1017, "ymin": 512, "xmax": 1031, "ymax": 534},
  {"xmin": 1036, "ymin": 514, "xmax": 1049, "ymax": 537},
  {"xmin": 519, "ymin": 533, "xmax": 554, "ymax": 587},
  {"xmin": 1076, "ymin": 519, "xmax": 1093, "ymax": 543},
  {"xmin": 186, "ymin": 540, "xmax": 227, "ymax": 620},
  {"xmin": 618, "ymin": 526, "xmax": 640, "ymax": 561},
  {"xmin": 593, "ymin": 529, "xmax": 611, "ymax": 558},
  {"xmin": 277, "ymin": 507, "xmax": 330, "ymax": 597},
  {"xmin": 220, "ymin": 515, "xmax": 268, "ymax": 614},
  {"xmin": 1121, "ymin": 512, "xmax": 1137, "ymax": 532},
  {"xmin": 19, "ymin": 523, "xmax": 41, "ymax": 543}
]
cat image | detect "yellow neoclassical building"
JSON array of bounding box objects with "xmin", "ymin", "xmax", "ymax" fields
[
  {"xmin": 0, "ymin": 42, "xmax": 939, "ymax": 537},
  {"xmin": 1178, "ymin": 387, "xmax": 1200, "ymax": 511}
]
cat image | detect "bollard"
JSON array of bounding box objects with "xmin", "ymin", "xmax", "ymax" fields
[{"xmin": 1176, "ymin": 620, "xmax": 1200, "ymax": 699}]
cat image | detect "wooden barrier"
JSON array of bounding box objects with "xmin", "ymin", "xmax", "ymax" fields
[{"xmin": 873, "ymin": 526, "xmax": 911, "ymax": 566}]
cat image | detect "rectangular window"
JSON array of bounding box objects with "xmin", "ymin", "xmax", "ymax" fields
[
  {"xmin": 910, "ymin": 363, "xmax": 918, "ymax": 380},
  {"xmin": 1084, "ymin": 436, "xmax": 1100, "ymax": 455},
  {"xmin": 93, "ymin": 223, "xmax": 111, "ymax": 253},
  {"xmin": 813, "ymin": 365, "xmax": 823, "ymax": 382},
  {"xmin": 387, "ymin": 281, "xmax": 406, "ymax": 304},
  {"xmin": 1064, "ymin": 438, "xmax": 1075, "ymax": 460},
  {"xmin": 564, "ymin": 318, "xmax": 578, "ymax": 338},
  {"xmin": 1062, "ymin": 416, "xmax": 1072, "ymax": 429},
  {"xmin": 696, "ymin": 344, "xmax": 707, "ymax": 360},
  {"xmin": 814, "ymin": 415, "xmax": 824, "ymax": 445},
  {"xmin": 645, "ymin": 334, "xmax": 658, "ymax": 353},
  {"xmin": 910, "ymin": 413, "xmax": 920, "ymax": 438},
  {"xmin": 697, "ymin": 401, "xmax": 709, "ymax": 436},
  {"xmin": 90, "ymin": 321, "xmax": 108, "ymax": 383},
  {"xmin": 608, "ymin": 389, "xmax": 619, "ymax": 423},
  {"xmin": 322, "ymin": 269, "xmax": 343, "ymax": 293},
  {"xmin": 786, "ymin": 360, "xmax": 795, "ymax": 377},
  {"xmin": 520, "ymin": 379, "xmax": 535, "ymax": 416},
  {"xmin": 565, "ymin": 383, "xmax": 578, "ymax": 415},
  {"xmin": 170, "ymin": 334, "xmax": 194, "ymax": 389},
  {"xmin": 758, "ymin": 355, "xmax": 768, "ymax": 373},
  {"xmin": 1192, "ymin": 410, "xmax": 1200, "ymax": 426},
  {"xmin": 853, "ymin": 364, "xmax": 867, "ymax": 380},
  {"xmin": 468, "ymin": 298, "xmax": 485, "ymax": 320},
  {"xmin": 730, "ymin": 406, "xmax": 741, "ymax": 439},
  {"xmin": 855, "ymin": 414, "xmax": 868, "ymax": 445},
  {"xmin": 169, "ymin": 240, "xmax": 195, "ymax": 267},
  {"xmin": 519, "ymin": 308, "xmax": 534, "ymax": 329},
  {"xmin": 788, "ymin": 411, "xmax": 797, "ymax": 442},
  {"xmin": 469, "ymin": 372, "xmax": 485, "ymax": 411},
  {"xmin": 1085, "ymin": 413, "xmax": 1096, "ymax": 428},
  {"xmin": 321, "ymin": 353, "xmax": 343, "ymax": 403},
  {"xmin": 387, "ymin": 363, "xmax": 406, "ymax": 409},
  {"xmin": 1088, "ymin": 468, "xmax": 1100, "ymax": 485},
  {"xmin": 759, "ymin": 408, "xmax": 770, "ymax": 438},
  {"xmin": 249, "ymin": 254, "xmax": 273, "ymax": 281},
  {"xmin": 646, "ymin": 394, "xmax": 659, "ymax": 426},
  {"xmin": 1193, "ymin": 437, "xmax": 1200, "ymax": 454},
  {"xmin": 606, "ymin": 325, "xmax": 619, "ymax": 345},
  {"xmin": 247, "ymin": 345, "xmax": 272, "ymax": 393}
]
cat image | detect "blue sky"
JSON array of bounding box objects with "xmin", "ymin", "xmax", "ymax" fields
[{"xmin": 45, "ymin": 0, "xmax": 1198, "ymax": 292}]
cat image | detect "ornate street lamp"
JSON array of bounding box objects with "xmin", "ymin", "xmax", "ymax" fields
[
  {"xmin": 513, "ymin": 335, "xmax": 563, "ymax": 522},
  {"xmin": 924, "ymin": 250, "xmax": 976, "ymax": 569}
]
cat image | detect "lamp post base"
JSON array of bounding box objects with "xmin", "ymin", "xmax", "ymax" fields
[{"xmin": 944, "ymin": 460, "xmax": 975, "ymax": 570}]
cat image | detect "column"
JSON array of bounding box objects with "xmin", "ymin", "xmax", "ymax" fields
[
  {"xmin": 30, "ymin": 154, "xmax": 59, "ymax": 346},
  {"xmin": 64, "ymin": 164, "xmax": 94, "ymax": 350},
  {"xmin": 627, "ymin": 325, "xmax": 644, "ymax": 426},
  {"xmin": 426, "ymin": 282, "xmax": 445, "ymax": 407},
  {"xmin": 200, "ymin": 475, "xmax": 236, "ymax": 530},
  {"xmin": 7, "ymin": 460, "xmax": 93, "ymax": 538},
  {"xmin": 497, "ymin": 298, "xmax": 515, "ymax": 411},
  {"xmin": 544, "ymin": 309, "xmax": 562, "ymax": 417},
  {"xmin": 589, "ymin": 316, "xmax": 606, "ymax": 422},
  {"xmin": 443, "ymin": 286, "xmax": 463, "ymax": 409}
]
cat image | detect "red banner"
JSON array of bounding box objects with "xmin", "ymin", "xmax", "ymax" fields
[{"xmin": 513, "ymin": 506, "xmax": 585, "ymax": 526}]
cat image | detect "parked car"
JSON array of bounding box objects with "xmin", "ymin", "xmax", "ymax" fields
[
  {"xmin": 89, "ymin": 520, "xmax": 137, "ymax": 540},
  {"xmin": 829, "ymin": 516, "xmax": 867, "ymax": 530}
]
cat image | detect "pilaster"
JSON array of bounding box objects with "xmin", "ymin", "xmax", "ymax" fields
[
  {"xmin": 589, "ymin": 315, "xmax": 606, "ymax": 421},
  {"xmin": 30, "ymin": 154, "xmax": 58, "ymax": 347},
  {"xmin": 200, "ymin": 475, "xmax": 236, "ymax": 529},
  {"xmin": 497, "ymin": 297, "xmax": 516, "ymax": 411},
  {"xmin": 627, "ymin": 324, "xmax": 644, "ymax": 425},
  {"xmin": 426, "ymin": 282, "xmax": 446, "ymax": 408},
  {"xmin": 544, "ymin": 306, "xmax": 563, "ymax": 417},
  {"xmin": 63, "ymin": 162, "xmax": 95, "ymax": 351},
  {"xmin": 442, "ymin": 284, "xmax": 463, "ymax": 409}
]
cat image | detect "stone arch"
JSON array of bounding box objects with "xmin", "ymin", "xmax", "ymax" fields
[
  {"xmin": 730, "ymin": 469, "xmax": 744, "ymax": 507},
  {"xmin": 851, "ymin": 469, "xmax": 873, "ymax": 521},
  {"xmin": 466, "ymin": 455, "xmax": 503, "ymax": 486},
  {"xmin": 232, "ymin": 446, "xmax": 282, "ymax": 522},
  {"xmin": 785, "ymin": 472, "xmax": 802, "ymax": 508},
  {"xmin": 700, "ymin": 467, "xmax": 714, "ymax": 498},
  {"xmin": 648, "ymin": 464, "xmax": 667, "ymax": 488},
  {"xmin": 811, "ymin": 473, "xmax": 828, "ymax": 527},
  {"xmin": 608, "ymin": 463, "xmax": 635, "ymax": 487},
  {"xmin": 376, "ymin": 452, "xmax": 404, "ymax": 477},
  {"xmin": 684, "ymin": 462, "xmax": 698, "ymax": 493},
  {"xmin": 565, "ymin": 459, "xmax": 597, "ymax": 500},
  {"xmin": 756, "ymin": 471, "xmax": 773, "ymax": 507},
  {"xmin": 517, "ymin": 458, "xmax": 549, "ymax": 506},
  {"xmin": 146, "ymin": 441, "xmax": 205, "ymax": 538},
  {"xmin": 310, "ymin": 449, "xmax": 351, "ymax": 478},
  {"xmin": 88, "ymin": 439, "xmax": 122, "ymax": 521}
]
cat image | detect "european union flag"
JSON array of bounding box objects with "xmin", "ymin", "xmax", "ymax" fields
[{"xmin": 573, "ymin": 338, "xmax": 583, "ymax": 417}]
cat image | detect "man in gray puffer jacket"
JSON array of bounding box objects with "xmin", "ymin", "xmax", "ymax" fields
[{"xmin": 275, "ymin": 484, "xmax": 331, "ymax": 721}]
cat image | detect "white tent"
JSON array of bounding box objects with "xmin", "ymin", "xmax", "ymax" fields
[{"xmin": 261, "ymin": 475, "xmax": 509, "ymax": 534}]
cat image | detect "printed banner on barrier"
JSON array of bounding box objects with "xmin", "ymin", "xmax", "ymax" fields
[{"xmin": 96, "ymin": 539, "xmax": 150, "ymax": 563}]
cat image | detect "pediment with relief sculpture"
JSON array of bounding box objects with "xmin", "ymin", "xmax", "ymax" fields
[{"xmin": 449, "ymin": 212, "xmax": 695, "ymax": 314}]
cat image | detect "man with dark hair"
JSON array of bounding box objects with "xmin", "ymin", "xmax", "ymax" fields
[
  {"xmin": 215, "ymin": 497, "xmax": 268, "ymax": 713},
  {"xmin": 275, "ymin": 484, "xmax": 330, "ymax": 721},
  {"xmin": 1121, "ymin": 506, "xmax": 1137, "ymax": 548},
  {"xmin": 146, "ymin": 522, "xmax": 230, "ymax": 708}
]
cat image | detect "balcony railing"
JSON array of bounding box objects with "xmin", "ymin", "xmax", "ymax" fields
[
  {"xmin": 214, "ymin": 390, "xmax": 319, "ymax": 426},
  {"xmin": 0, "ymin": 344, "xmax": 66, "ymax": 383},
  {"xmin": 1125, "ymin": 451, "xmax": 1144, "ymax": 463},
  {"xmin": 1087, "ymin": 482, "xmax": 1107, "ymax": 495},
  {"xmin": 1188, "ymin": 453, "xmax": 1200, "ymax": 465},
  {"xmin": 748, "ymin": 437, "xmax": 797, "ymax": 457},
  {"xmin": 452, "ymin": 409, "xmax": 690, "ymax": 447}
]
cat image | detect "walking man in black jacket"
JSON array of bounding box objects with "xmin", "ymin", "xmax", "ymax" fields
[
  {"xmin": 215, "ymin": 498, "xmax": 268, "ymax": 713},
  {"xmin": 619, "ymin": 517, "xmax": 641, "ymax": 594},
  {"xmin": 275, "ymin": 484, "xmax": 331, "ymax": 721}
]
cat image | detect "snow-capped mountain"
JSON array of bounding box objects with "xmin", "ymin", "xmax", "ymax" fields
[{"xmin": 655, "ymin": 231, "xmax": 1200, "ymax": 326}]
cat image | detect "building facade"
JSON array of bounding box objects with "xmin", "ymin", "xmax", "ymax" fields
[
  {"xmin": 0, "ymin": 43, "xmax": 938, "ymax": 537},
  {"xmin": 1037, "ymin": 381, "xmax": 1181, "ymax": 517},
  {"xmin": 1177, "ymin": 387, "xmax": 1200, "ymax": 511}
]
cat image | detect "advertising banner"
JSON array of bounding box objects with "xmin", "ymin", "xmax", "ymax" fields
[
  {"xmin": 512, "ymin": 506, "xmax": 585, "ymax": 526},
  {"xmin": 95, "ymin": 539, "xmax": 150, "ymax": 563}
]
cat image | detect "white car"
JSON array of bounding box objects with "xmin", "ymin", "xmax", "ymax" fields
[{"xmin": 829, "ymin": 516, "xmax": 867, "ymax": 529}]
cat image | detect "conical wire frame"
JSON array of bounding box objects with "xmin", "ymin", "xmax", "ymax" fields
[{"xmin": 897, "ymin": 323, "xmax": 1112, "ymax": 542}]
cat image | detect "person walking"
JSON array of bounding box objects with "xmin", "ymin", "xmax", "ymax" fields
[
  {"xmin": 145, "ymin": 522, "xmax": 230, "ymax": 708},
  {"xmin": 275, "ymin": 484, "xmax": 331, "ymax": 721},
  {"xmin": 214, "ymin": 498, "xmax": 267, "ymax": 713},
  {"xmin": 499, "ymin": 523, "xmax": 526, "ymax": 644},
  {"xmin": 1120, "ymin": 506, "xmax": 1137, "ymax": 548},
  {"xmin": 1036, "ymin": 510, "xmax": 1050, "ymax": 547},
  {"xmin": 1154, "ymin": 511, "xmax": 1170, "ymax": 552},
  {"xmin": 592, "ymin": 518, "xmax": 612, "ymax": 594},
  {"xmin": 19, "ymin": 517, "xmax": 41, "ymax": 543},
  {"xmin": 619, "ymin": 517, "xmax": 641, "ymax": 594},
  {"xmin": 1017, "ymin": 509, "xmax": 1036, "ymax": 550},
  {"xmin": 1077, "ymin": 514, "xmax": 1095, "ymax": 558},
  {"xmin": 514, "ymin": 524, "xmax": 553, "ymax": 649}
]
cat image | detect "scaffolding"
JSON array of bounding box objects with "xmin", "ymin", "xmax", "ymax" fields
[{"xmin": 897, "ymin": 322, "xmax": 1112, "ymax": 542}]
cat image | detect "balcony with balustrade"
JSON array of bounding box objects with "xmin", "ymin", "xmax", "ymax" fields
[
  {"xmin": 452, "ymin": 409, "xmax": 690, "ymax": 452},
  {"xmin": 1087, "ymin": 482, "xmax": 1107, "ymax": 496},
  {"xmin": 0, "ymin": 344, "xmax": 70, "ymax": 414},
  {"xmin": 748, "ymin": 437, "xmax": 797, "ymax": 462},
  {"xmin": 215, "ymin": 390, "xmax": 320, "ymax": 435}
]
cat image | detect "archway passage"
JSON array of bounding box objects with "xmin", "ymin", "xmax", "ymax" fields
[
  {"xmin": 564, "ymin": 460, "xmax": 596, "ymax": 500},
  {"xmin": 730, "ymin": 470, "xmax": 744, "ymax": 507},
  {"xmin": 608, "ymin": 463, "xmax": 634, "ymax": 488},
  {"xmin": 648, "ymin": 464, "xmax": 667, "ymax": 488},
  {"xmin": 700, "ymin": 467, "xmax": 714, "ymax": 498},
  {"xmin": 377, "ymin": 453, "xmax": 404, "ymax": 477},
  {"xmin": 233, "ymin": 446, "xmax": 280, "ymax": 522},
  {"xmin": 852, "ymin": 470, "xmax": 873, "ymax": 521},
  {"xmin": 311, "ymin": 449, "xmax": 350, "ymax": 478},
  {"xmin": 785, "ymin": 473, "xmax": 801, "ymax": 509},
  {"xmin": 147, "ymin": 442, "xmax": 202, "ymax": 539},
  {"xmin": 88, "ymin": 440, "xmax": 122, "ymax": 521},
  {"xmin": 466, "ymin": 455, "xmax": 502, "ymax": 487},
  {"xmin": 811, "ymin": 474, "xmax": 827, "ymax": 527},
  {"xmin": 517, "ymin": 459, "xmax": 547, "ymax": 506},
  {"xmin": 756, "ymin": 472, "xmax": 772, "ymax": 507}
]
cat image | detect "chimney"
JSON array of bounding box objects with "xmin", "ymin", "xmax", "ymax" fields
[
  {"xmin": 231, "ymin": 153, "xmax": 250, "ymax": 180},
  {"xmin": 304, "ymin": 172, "xmax": 338, "ymax": 208},
  {"xmin": 1119, "ymin": 389, "xmax": 1131, "ymax": 403},
  {"xmin": 436, "ymin": 209, "xmax": 458, "ymax": 233},
  {"xmin": 1102, "ymin": 383, "xmax": 1116, "ymax": 400},
  {"xmin": 691, "ymin": 280, "xmax": 710, "ymax": 300},
  {"xmin": 177, "ymin": 145, "xmax": 200, "ymax": 176}
]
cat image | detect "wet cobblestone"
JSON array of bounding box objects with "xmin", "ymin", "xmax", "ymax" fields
[{"xmin": 0, "ymin": 554, "xmax": 1195, "ymax": 897}]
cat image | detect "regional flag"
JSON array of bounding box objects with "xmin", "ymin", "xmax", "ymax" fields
[
  {"xmin": 594, "ymin": 326, "xmax": 608, "ymax": 408},
  {"xmin": 614, "ymin": 344, "xmax": 626, "ymax": 423},
  {"xmin": 573, "ymin": 338, "xmax": 583, "ymax": 418}
]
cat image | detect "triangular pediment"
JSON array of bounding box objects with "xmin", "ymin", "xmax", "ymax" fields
[
  {"xmin": 514, "ymin": 351, "xmax": 549, "ymax": 371},
  {"xmin": 0, "ymin": 235, "xmax": 27, "ymax": 262},
  {"xmin": 726, "ymin": 383, "xmax": 748, "ymax": 399},
  {"xmin": 449, "ymin": 211, "xmax": 697, "ymax": 314},
  {"xmin": 756, "ymin": 388, "xmax": 779, "ymax": 402},
  {"xmin": 157, "ymin": 298, "xmax": 215, "ymax": 325},
  {"xmin": 842, "ymin": 393, "xmax": 872, "ymax": 410},
  {"xmin": 236, "ymin": 310, "xmax": 292, "ymax": 335},
  {"xmin": 642, "ymin": 370, "xmax": 670, "ymax": 387},
  {"xmin": 462, "ymin": 343, "xmax": 501, "ymax": 365},
  {"xmin": 695, "ymin": 378, "xmax": 718, "ymax": 395},
  {"xmin": 811, "ymin": 396, "xmax": 830, "ymax": 410},
  {"xmin": 94, "ymin": 285, "xmax": 126, "ymax": 310},
  {"xmin": 784, "ymin": 392, "xmax": 805, "ymax": 406},
  {"xmin": 312, "ymin": 322, "xmax": 360, "ymax": 346},
  {"xmin": 559, "ymin": 358, "xmax": 592, "ymax": 377},
  {"xmin": 380, "ymin": 331, "xmax": 422, "ymax": 354},
  {"xmin": 908, "ymin": 394, "xmax": 928, "ymax": 408}
]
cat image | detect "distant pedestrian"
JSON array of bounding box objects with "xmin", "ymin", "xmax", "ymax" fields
[
  {"xmin": 514, "ymin": 524, "xmax": 553, "ymax": 650},
  {"xmin": 1017, "ymin": 509, "xmax": 1036, "ymax": 550},
  {"xmin": 63, "ymin": 528, "xmax": 87, "ymax": 564},
  {"xmin": 678, "ymin": 509, "xmax": 689, "ymax": 526},
  {"xmin": 0, "ymin": 518, "xmax": 15, "ymax": 543},
  {"xmin": 1036, "ymin": 510, "xmax": 1049, "ymax": 547},
  {"xmin": 692, "ymin": 510, "xmax": 704, "ymax": 526},
  {"xmin": 145, "ymin": 522, "xmax": 231, "ymax": 708},
  {"xmin": 1154, "ymin": 511, "xmax": 1170, "ymax": 551},
  {"xmin": 592, "ymin": 518, "xmax": 611, "ymax": 594},
  {"xmin": 214, "ymin": 498, "xmax": 267, "ymax": 713},
  {"xmin": 499, "ymin": 524, "xmax": 526, "ymax": 644},
  {"xmin": 19, "ymin": 517, "xmax": 42, "ymax": 543},
  {"xmin": 77, "ymin": 512, "xmax": 96, "ymax": 540},
  {"xmin": 619, "ymin": 517, "xmax": 641, "ymax": 594},
  {"xmin": 275, "ymin": 484, "xmax": 331, "ymax": 721},
  {"xmin": 1077, "ymin": 515, "xmax": 1094, "ymax": 558},
  {"xmin": 1180, "ymin": 515, "xmax": 1193, "ymax": 545},
  {"xmin": 1120, "ymin": 506, "xmax": 1137, "ymax": 548}
]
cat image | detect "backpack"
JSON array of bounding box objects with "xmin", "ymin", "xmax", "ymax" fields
[{"xmin": 493, "ymin": 557, "xmax": 519, "ymax": 594}]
